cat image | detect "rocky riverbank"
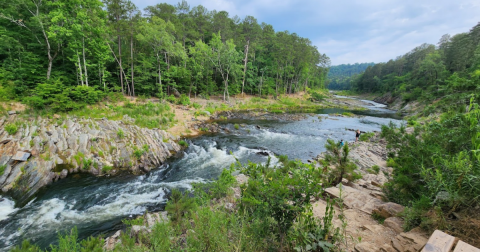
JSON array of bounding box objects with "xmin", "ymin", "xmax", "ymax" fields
[{"xmin": 0, "ymin": 114, "xmax": 180, "ymax": 206}]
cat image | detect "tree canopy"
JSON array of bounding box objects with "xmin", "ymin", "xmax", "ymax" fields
[{"xmin": 0, "ymin": 0, "xmax": 330, "ymax": 105}]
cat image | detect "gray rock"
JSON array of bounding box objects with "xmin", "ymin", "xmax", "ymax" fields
[
  {"xmin": 7, "ymin": 111, "xmax": 16, "ymax": 115},
  {"xmin": 60, "ymin": 169, "xmax": 68, "ymax": 179}
]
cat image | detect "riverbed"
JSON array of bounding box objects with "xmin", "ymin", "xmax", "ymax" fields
[{"xmin": 0, "ymin": 101, "xmax": 403, "ymax": 251}]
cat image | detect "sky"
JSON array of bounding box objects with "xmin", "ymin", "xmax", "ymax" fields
[{"xmin": 131, "ymin": 0, "xmax": 480, "ymax": 66}]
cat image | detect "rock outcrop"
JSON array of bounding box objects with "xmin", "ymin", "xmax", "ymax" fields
[{"xmin": 0, "ymin": 115, "xmax": 181, "ymax": 206}]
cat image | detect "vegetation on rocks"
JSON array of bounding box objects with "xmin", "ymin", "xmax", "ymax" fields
[{"xmin": 381, "ymin": 102, "xmax": 480, "ymax": 245}]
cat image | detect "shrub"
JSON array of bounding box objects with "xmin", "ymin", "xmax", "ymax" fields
[
  {"xmin": 322, "ymin": 139, "xmax": 358, "ymax": 185},
  {"xmin": 381, "ymin": 105, "xmax": 480, "ymax": 232},
  {"xmin": 359, "ymin": 132, "xmax": 375, "ymax": 141},
  {"xmin": 367, "ymin": 165, "xmax": 381, "ymax": 175},
  {"xmin": 166, "ymin": 94, "xmax": 176, "ymax": 103},
  {"xmin": 117, "ymin": 129, "xmax": 124, "ymax": 139},
  {"xmin": 165, "ymin": 189, "xmax": 196, "ymax": 223},
  {"xmin": 24, "ymin": 82, "xmax": 104, "ymax": 112},
  {"xmin": 178, "ymin": 94, "xmax": 190, "ymax": 106},
  {"xmin": 4, "ymin": 123, "xmax": 18, "ymax": 135},
  {"xmin": 192, "ymin": 103, "xmax": 202, "ymax": 109},
  {"xmin": 178, "ymin": 140, "xmax": 189, "ymax": 147},
  {"xmin": 102, "ymin": 165, "xmax": 113, "ymax": 173},
  {"xmin": 234, "ymin": 124, "xmax": 240, "ymax": 130}
]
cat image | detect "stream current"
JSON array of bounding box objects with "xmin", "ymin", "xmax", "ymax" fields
[{"xmin": 0, "ymin": 100, "xmax": 402, "ymax": 250}]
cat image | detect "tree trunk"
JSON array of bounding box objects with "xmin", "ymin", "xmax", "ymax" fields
[
  {"xmin": 82, "ymin": 37, "xmax": 89, "ymax": 86},
  {"xmin": 77, "ymin": 51, "xmax": 84, "ymax": 86},
  {"xmin": 241, "ymin": 39, "xmax": 250, "ymax": 95},
  {"xmin": 131, "ymin": 34, "xmax": 135, "ymax": 97},
  {"xmin": 118, "ymin": 34, "xmax": 123, "ymax": 94}
]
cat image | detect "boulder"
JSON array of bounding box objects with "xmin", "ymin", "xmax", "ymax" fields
[
  {"xmin": 373, "ymin": 202, "xmax": 405, "ymax": 218},
  {"xmin": 235, "ymin": 174, "xmax": 249, "ymax": 185},
  {"xmin": 384, "ymin": 217, "xmax": 404, "ymax": 234},
  {"xmin": 130, "ymin": 225, "xmax": 151, "ymax": 238},
  {"xmin": 59, "ymin": 169, "xmax": 68, "ymax": 179},
  {"xmin": 355, "ymin": 242, "xmax": 377, "ymax": 252},
  {"xmin": 391, "ymin": 229, "xmax": 428, "ymax": 252},
  {"xmin": 104, "ymin": 230, "xmax": 122, "ymax": 251}
]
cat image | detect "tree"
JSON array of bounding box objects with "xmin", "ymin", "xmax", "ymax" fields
[
  {"xmin": 136, "ymin": 16, "xmax": 182, "ymax": 98},
  {"xmin": 206, "ymin": 32, "xmax": 242, "ymax": 101},
  {"xmin": 323, "ymin": 139, "xmax": 358, "ymax": 186}
]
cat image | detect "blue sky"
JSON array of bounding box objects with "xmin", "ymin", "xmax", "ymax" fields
[{"xmin": 131, "ymin": 0, "xmax": 480, "ymax": 65}]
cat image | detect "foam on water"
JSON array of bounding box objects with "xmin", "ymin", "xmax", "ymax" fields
[{"xmin": 0, "ymin": 197, "xmax": 17, "ymax": 221}]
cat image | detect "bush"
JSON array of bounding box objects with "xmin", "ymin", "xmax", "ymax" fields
[
  {"xmin": 166, "ymin": 94, "xmax": 176, "ymax": 103},
  {"xmin": 4, "ymin": 123, "xmax": 18, "ymax": 135},
  {"xmin": 309, "ymin": 91, "xmax": 327, "ymax": 102},
  {"xmin": 117, "ymin": 129, "xmax": 124, "ymax": 139},
  {"xmin": 359, "ymin": 132, "xmax": 375, "ymax": 141},
  {"xmin": 322, "ymin": 139, "xmax": 358, "ymax": 185},
  {"xmin": 192, "ymin": 103, "xmax": 202, "ymax": 109},
  {"xmin": 178, "ymin": 94, "xmax": 190, "ymax": 106},
  {"xmin": 234, "ymin": 123, "xmax": 240, "ymax": 130},
  {"xmin": 178, "ymin": 140, "xmax": 189, "ymax": 147},
  {"xmin": 24, "ymin": 82, "xmax": 104, "ymax": 112},
  {"xmin": 102, "ymin": 165, "xmax": 113, "ymax": 173},
  {"xmin": 165, "ymin": 189, "xmax": 196, "ymax": 223},
  {"xmin": 381, "ymin": 105, "xmax": 480, "ymax": 231}
]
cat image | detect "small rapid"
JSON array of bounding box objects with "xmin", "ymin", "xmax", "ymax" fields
[{"xmin": 0, "ymin": 107, "xmax": 403, "ymax": 251}]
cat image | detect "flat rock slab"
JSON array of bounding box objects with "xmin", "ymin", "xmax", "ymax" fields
[
  {"xmin": 325, "ymin": 185, "xmax": 384, "ymax": 214},
  {"xmin": 422, "ymin": 230, "xmax": 455, "ymax": 252},
  {"xmin": 454, "ymin": 240, "xmax": 480, "ymax": 252},
  {"xmin": 12, "ymin": 151, "xmax": 31, "ymax": 161}
]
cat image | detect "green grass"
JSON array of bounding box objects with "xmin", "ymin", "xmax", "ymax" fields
[
  {"xmin": 4, "ymin": 123, "xmax": 18, "ymax": 135},
  {"xmin": 66, "ymin": 101, "xmax": 173, "ymax": 129},
  {"xmin": 178, "ymin": 140, "xmax": 189, "ymax": 147},
  {"xmin": 102, "ymin": 165, "xmax": 113, "ymax": 173},
  {"xmin": 0, "ymin": 164, "xmax": 6, "ymax": 176},
  {"xmin": 359, "ymin": 132, "xmax": 375, "ymax": 141}
]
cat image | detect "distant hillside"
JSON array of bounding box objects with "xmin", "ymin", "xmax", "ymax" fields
[{"xmin": 327, "ymin": 63, "xmax": 375, "ymax": 90}]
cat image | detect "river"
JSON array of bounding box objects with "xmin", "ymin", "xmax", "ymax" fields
[{"xmin": 0, "ymin": 101, "xmax": 402, "ymax": 251}]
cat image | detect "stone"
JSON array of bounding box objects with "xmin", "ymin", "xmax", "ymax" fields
[
  {"xmin": 12, "ymin": 151, "xmax": 31, "ymax": 161},
  {"xmin": 379, "ymin": 243, "xmax": 396, "ymax": 252},
  {"xmin": 235, "ymin": 174, "xmax": 249, "ymax": 185},
  {"xmin": 373, "ymin": 202, "xmax": 405, "ymax": 218},
  {"xmin": 391, "ymin": 230, "xmax": 428, "ymax": 252},
  {"xmin": 7, "ymin": 111, "xmax": 16, "ymax": 115},
  {"xmin": 384, "ymin": 217, "xmax": 403, "ymax": 233},
  {"xmin": 59, "ymin": 169, "xmax": 68, "ymax": 179},
  {"xmin": 355, "ymin": 242, "xmax": 377, "ymax": 252},
  {"xmin": 224, "ymin": 202, "xmax": 235, "ymax": 212},
  {"xmin": 325, "ymin": 184, "xmax": 384, "ymax": 214},
  {"xmin": 130, "ymin": 225, "xmax": 151, "ymax": 238},
  {"xmin": 104, "ymin": 230, "xmax": 122, "ymax": 251}
]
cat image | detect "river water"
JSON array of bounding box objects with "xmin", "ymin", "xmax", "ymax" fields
[{"xmin": 0, "ymin": 102, "xmax": 402, "ymax": 251}]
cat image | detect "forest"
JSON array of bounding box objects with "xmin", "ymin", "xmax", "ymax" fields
[
  {"xmin": 348, "ymin": 22, "xmax": 480, "ymax": 109},
  {"xmin": 326, "ymin": 62, "xmax": 374, "ymax": 90},
  {"xmin": 0, "ymin": 0, "xmax": 330, "ymax": 111}
]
